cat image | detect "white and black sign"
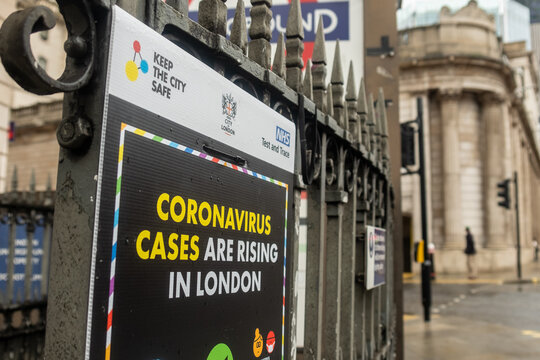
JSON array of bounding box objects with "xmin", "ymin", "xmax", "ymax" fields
[
  {"xmin": 365, "ymin": 226, "xmax": 386, "ymax": 290},
  {"xmin": 85, "ymin": 7, "xmax": 296, "ymax": 360}
]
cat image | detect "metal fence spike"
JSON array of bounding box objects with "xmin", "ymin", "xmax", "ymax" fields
[
  {"xmin": 367, "ymin": 93, "xmax": 377, "ymax": 155},
  {"xmin": 313, "ymin": 16, "xmax": 327, "ymax": 64},
  {"xmin": 358, "ymin": 78, "xmax": 369, "ymax": 147},
  {"xmin": 303, "ymin": 59, "xmax": 313, "ymax": 100},
  {"xmin": 230, "ymin": 0, "xmax": 248, "ymax": 54},
  {"xmin": 331, "ymin": 40, "xmax": 345, "ymax": 128},
  {"xmin": 327, "ymin": 84, "xmax": 334, "ymax": 117},
  {"xmin": 378, "ymin": 87, "xmax": 388, "ymax": 137},
  {"xmin": 272, "ymin": 32, "xmax": 286, "ymax": 79},
  {"xmin": 343, "ymin": 97, "xmax": 349, "ymax": 129},
  {"xmin": 346, "ymin": 61, "xmax": 356, "ymax": 101},
  {"xmin": 330, "ymin": 39, "xmax": 343, "ymax": 85},
  {"xmin": 378, "ymin": 88, "xmax": 389, "ymax": 166},
  {"xmin": 312, "ymin": 17, "xmax": 327, "ymax": 111},
  {"xmin": 249, "ymin": 0, "xmax": 273, "ymax": 68},
  {"xmin": 198, "ymin": 0, "xmax": 228, "ymax": 36},
  {"xmin": 345, "ymin": 62, "xmax": 358, "ymax": 141},
  {"xmin": 285, "ymin": 0, "xmax": 304, "ymax": 91},
  {"xmin": 357, "ymin": 78, "xmax": 368, "ymax": 115},
  {"xmin": 286, "ymin": 0, "xmax": 304, "ymax": 39}
]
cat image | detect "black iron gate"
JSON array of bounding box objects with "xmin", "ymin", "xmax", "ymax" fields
[{"xmin": 0, "ymin": 1, "xmax": 397, "ymax": 359}]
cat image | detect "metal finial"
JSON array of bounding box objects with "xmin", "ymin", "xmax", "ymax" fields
[
  {"xmin": 230, "ymin": 0, "xmax": 248, "ymax": 54},
  {"xmin": 330, "ymin": 40, "xmax": 344, "ymax": 85},
  {"xmin": 357, "ymin": 78, "xmax": 368, "ymax": 115},
  {"xmin": 198, "ymin": 0, "xmax": 228, "ymax": 36},
  {"xmin": 331, "ymin": 40, "xmax": 345, "ymax": 128},
  {"xmin": 11, "ymin": 166, "xmax": 18, "ymax": 192},
  {"xmin": 358, "ymin": 78, "xmax": 369, "ymax": 147},
  {"xmin": 343, "ymin": 98, "xmax": 349, "ymax": 131},
  {"xmin": 327, "ymin": 84, "xmax": 334, "ymax": 117},
  {"xmin": 303, "ymin": 59, "xmax": 313, "ymax": 100},
  {"xmin": 249, "ymin": 0, "xmax": 273, "ymax": 69},
  {"xmin": 286, "ymin": 0, "xmax": 304, "ymax": 39},
  {"xmin": 378, "ymin": 88, "xmax": 389, "ymax": 165},
  {"xmin": 346, "ymin": 61, "xmax": 356, "ymax": 101},
  {"xmin": 312, "ymin": 16, "xmax": 327, "ymax": 65},
  {"xmin": 285, "ymin": 0, "xmax": 304, "ymax": 91},
  {"xmin": 272, "ymin": 32, "xmax": 286, "ymax": 79},
  {"xmin": 367, "ymin": 93, "xmax": 377, "ymax": 156},
  {"xmin": 346, "ymin": 62, "xmax": 358, "ymax": 141},
  {"xmin": 378, "ymin": 87, "xmax": 389, "ymax": 137},
  {"xmin": 312, "ymin": 17, "xmax": 327, "ymax": 111}
]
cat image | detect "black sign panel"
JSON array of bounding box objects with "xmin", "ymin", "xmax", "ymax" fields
[{"xmin": 88, "ymin": 95, "xmax": 293, "ymax": 360}]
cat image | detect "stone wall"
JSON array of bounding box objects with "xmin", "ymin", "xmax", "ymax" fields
[
  {"xmin": 429, "ymin": 95, "xmax": 444, "ymax": 248},
  {"xmin": 7, "ymin": 101, "xmax": 62, "ymax": 191},
  {"xmin": 399, "ymin": 1, "xmax": 540, "ymax": 274},
  {"xmin": 458, "ymin": 94, "xmax": 484, "ymax": 246},
  {"xmin": 0, "ymin": 0, "xmax": 65, "ymax": 193}
]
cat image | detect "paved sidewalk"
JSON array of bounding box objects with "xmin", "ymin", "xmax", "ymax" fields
[
  {"xmin": 403, "ymin": 261, "xmax": 540, "ymax": 285},
  {"xmin": 404, "ymin": 262, "xmax": 540, "ymax": 359}
]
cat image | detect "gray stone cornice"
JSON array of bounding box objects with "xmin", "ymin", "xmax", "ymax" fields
[
  {"xmin": 436, "ymin": 87, "xmax": 462, "ymax": 100},
  {"xmin": 400, "ymin": 55, "xmax": 517, "ymax": 96},
  {"xmin": 480, "ymin": 92, "xmax": 505, "ymax": 105}
]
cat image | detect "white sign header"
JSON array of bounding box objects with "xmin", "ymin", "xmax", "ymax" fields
[{"xmin": 107, "ymin": 6, "xmax": 296, "ymax": 173}]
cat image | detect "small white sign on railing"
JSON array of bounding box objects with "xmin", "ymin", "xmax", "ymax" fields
[{"xmin": 366, "ymin": 226, "xmax": 386, "ymax": 290}]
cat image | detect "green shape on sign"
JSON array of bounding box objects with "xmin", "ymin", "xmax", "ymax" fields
[{"xmin": 207, "ymin": 343, "xmax": 233, "ymax": 360}]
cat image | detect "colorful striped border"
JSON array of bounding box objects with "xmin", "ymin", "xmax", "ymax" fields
[{"xmin": 105, "ymin": 123, "xmax": 289, "ymax": 360}]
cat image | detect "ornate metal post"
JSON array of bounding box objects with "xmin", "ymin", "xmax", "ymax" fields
[
  {"xmin": 304, "ymin": 130, "xmax": 327, "ymax": 360},
  {"xmin": 340, "ymin": 151, "xmax": 358, "ymax": 359},
  {"xmin": 322, "ymin": 137, "xmax": 345, "ymax": 360}
]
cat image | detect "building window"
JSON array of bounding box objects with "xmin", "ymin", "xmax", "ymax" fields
[
  {"xmin": 38, "ymin": 57, "xmax": 47, "ymax": 71},
  {"xmin": 40, "ymin": 30, "xmax": 49, "ymax": 41}
]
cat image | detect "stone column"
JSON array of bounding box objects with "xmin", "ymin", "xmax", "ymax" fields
[
  {"xmin": 439, "ymin": 89, "xmax": 463, "ymax": 248},
  {"xmin": 482, "ymin": 93, "xmax": 507, "ymax": 248}
]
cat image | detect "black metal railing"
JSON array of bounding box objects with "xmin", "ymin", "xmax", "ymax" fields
[
  {"xmin": 0, "ymin": 1, "xmax": 397, "ymax": 359},
  {"xmin": 0, "ymin": 169, "xmax": 54, "ymax": 360}
]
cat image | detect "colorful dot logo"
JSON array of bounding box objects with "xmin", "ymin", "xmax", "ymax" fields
[{"xmin": 125, "ymin": 40, "xmax": 148, "ymax": 81}]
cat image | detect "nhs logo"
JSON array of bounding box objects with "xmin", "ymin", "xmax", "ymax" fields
[{"xmin": 276, "ymin": 126, "xmax": 291, "ymax": 147}]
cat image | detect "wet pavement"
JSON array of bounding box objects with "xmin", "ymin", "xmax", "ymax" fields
[{"xmin": 404, "ymin": 263, "xmax": 540, "ymax": 359}]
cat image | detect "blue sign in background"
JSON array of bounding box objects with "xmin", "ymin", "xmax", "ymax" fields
[
  {"xmin": 189, "ymin": 1, "xmax": 350, "ymax": 43},
  {"xmin": 0, "ymin": 222, "xmax": 45, "ymax": 302}
]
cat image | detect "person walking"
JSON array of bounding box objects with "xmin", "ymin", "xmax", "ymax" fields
[{"xmin": 464, "ymin": 227, "xmax": 477, "ymax": 279}]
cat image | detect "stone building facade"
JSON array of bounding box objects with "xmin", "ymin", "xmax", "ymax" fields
[
  {"xmin": 400, "ymin": 1, "xmax": 540, "ymax": 273},
  {"xmin": 0, "ymin": 0, "xmax": 65, "ymax": 192},
  {"xmin": 8, "ymin": 101, "xmax": 62, "ymax": 191}
]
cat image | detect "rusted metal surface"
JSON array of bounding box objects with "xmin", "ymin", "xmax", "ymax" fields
[{"xmin": 0, "ymin": 1, "xmax": 95, "ymax": 95}]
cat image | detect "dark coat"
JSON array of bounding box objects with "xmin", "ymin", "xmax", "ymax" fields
[{"xmin": 465, "ymin": 232, "xmax": 476, "ymax": 255}]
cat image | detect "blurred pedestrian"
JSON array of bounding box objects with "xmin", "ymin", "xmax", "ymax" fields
[
  {"xmin": 533, "ymin": 238, "xmax": 538, "ymax": 262},
  {"xmin": 464, "ymin": 227, "xmax": 477, "ymax": 279}
]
